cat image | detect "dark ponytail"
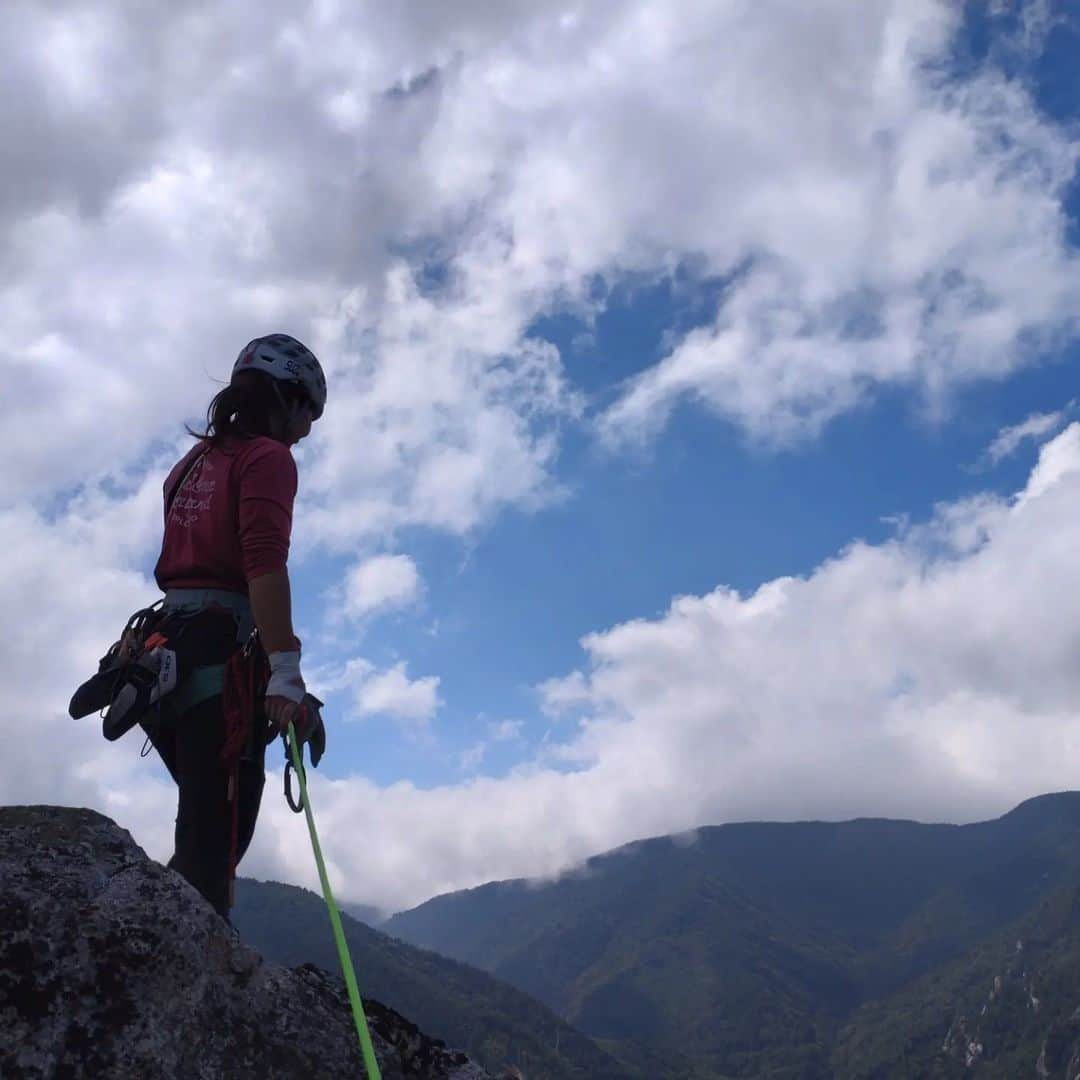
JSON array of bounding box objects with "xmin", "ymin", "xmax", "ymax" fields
[{"xmin": 187, "ymin": 370, "xmax": 307, "ymax": 446}]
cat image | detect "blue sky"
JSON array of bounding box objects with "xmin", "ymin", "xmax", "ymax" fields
[{"xmin": 4, "ymin": 0, "xmax": 1080, "ymax": 912}]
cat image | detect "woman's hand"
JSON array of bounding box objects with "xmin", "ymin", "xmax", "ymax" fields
[{"xmin": 264, "ymin": 694, "xmax": 305, "ymax": 736}]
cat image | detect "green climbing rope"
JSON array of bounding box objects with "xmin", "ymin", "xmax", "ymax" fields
[{"xmin": 287, "ymin": 721, "xmax": 382, "ymax": 1080}]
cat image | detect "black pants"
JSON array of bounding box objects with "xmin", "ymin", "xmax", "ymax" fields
[{"xmin": 145, "ymin": 695, "xmax": 267, "ymax": 917}]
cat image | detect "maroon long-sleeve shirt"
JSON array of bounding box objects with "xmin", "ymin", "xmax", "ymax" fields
[{"xmin": 154, "ymin": 435, "xmax": 297, "ymax": 594}]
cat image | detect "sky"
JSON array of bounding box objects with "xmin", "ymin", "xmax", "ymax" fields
[{"xmin": 2, "ymin": 0, "xmax": 1079, "ymax": 916}]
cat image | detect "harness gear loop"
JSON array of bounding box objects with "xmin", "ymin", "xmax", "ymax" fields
[{"xmin": 286, "ymin": 719, "xmax": 381, "ymax": 1080}]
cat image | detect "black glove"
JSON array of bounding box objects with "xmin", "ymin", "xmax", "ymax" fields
[{"xmin": 299, "ymin": 693, "xmax": 326, "ymax": 768}]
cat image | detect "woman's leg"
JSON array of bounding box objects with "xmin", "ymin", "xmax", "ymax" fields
[
  {"xmin": 170, "ymin": 695, "xmax": 232, "ymax": 917},
  {"xmin": 234, "ymin": 739, "xmax": 269, "ymax": 868},
  {"xmin": 170, "ymin": 698, "xmax": 270, "ymax": 917}
]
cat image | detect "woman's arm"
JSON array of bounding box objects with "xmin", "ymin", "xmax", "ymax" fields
[
  {"xmin": 249, "ymin": 567, "xmax": 306, "ymax": 733},
  {"xmin": 248, "ymin": 568, "xmax": 299, "ymax": 654}
]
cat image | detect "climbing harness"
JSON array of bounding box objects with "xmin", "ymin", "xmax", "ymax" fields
[
  {"xmin": 286, "ymin": 716, "xmax": 382, "ymax": 1080},
  {"xmin": 69, "ymin": 590, "xmax": 254, "ymax": 743}
]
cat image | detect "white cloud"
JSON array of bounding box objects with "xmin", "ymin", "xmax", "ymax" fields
[
  {"xmin": 343, "ymin": 554, "xmax": 420, "ymax": 619},
  {"xmin": 4, "ymin": 2, "xmax": 1077, "ymax": 515},
  {"xmin": 988, "ymin": 0, "xmax": 1060, "ymax": 60},
  {"xmin": 581, "ymin": 7, "xmax": 1080, "ymax": 445},
  {"xmin": 354, "ymin": 662, "xmax": 441, "ymax": 724},
  {"xmin": 298, "ymin": 290, "xmax": 577, "ymax": 551},
  {"xmin": 1020, "ymin": 421, "xmax": 1080, "ymax": 504},
  {"xmin": 1, "ymin": 1, "xmax": 582, "ymax": 533},
  {"xmin": 312, "ymin": 657, "xmax": 442, "ymax": 727},
  {"xmin": 540, "ymin": 425, "xmax": 1080, "ymax": 821},
  {"xmin": 986, "ymin": 409, "xmax": 1069, "ymax": 463},
  {"xmin": 538, "ymin": 669, "xmax": 592, "ymax": 717}
]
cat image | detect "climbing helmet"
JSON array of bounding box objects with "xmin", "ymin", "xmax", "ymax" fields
[{"xmin": 232, "ymin": 333, "xmax": 327, "ymax": 419}]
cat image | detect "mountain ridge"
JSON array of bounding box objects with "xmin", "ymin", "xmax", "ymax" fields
[
  {"xmin": 392, "ymin": 791, "xmax": 1080, "ymax": 919},
  {"xmin": 384, "ymin": 791, "xmax": 1080, "ymax": 1077}
]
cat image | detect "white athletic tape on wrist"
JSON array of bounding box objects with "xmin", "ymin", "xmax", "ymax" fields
[{"xmin": 267, "ymin": 650, "xmax": 305, "ymax": 703}]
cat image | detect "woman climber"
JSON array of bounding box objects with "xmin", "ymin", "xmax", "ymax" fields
[{"xmin": 145, "ymin": 333, "xmax": 327, "ymax": 919}]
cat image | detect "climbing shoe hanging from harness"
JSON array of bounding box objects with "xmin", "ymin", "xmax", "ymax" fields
[
  {"xmin": 69, "ymin": 603, "xmax": 163, "ymax": 720},
  {"xmin": 69, "ymin": 601, "xmax": 208, "ymax": 741}
]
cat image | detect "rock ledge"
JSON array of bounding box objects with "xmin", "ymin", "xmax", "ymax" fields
[{"xmin": 0, "ymin": 805, "xmax": 506, "ymax": 1079}]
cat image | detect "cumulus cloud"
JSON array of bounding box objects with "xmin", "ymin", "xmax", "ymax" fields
[
  {"xmin": 541, "ymin": 425, "xmax": 1080, "ymax": 821},
  {"xmin": 354, "ymin": 663, "xmax": 441, "ymax": 724},
  {"xmin": 298, "ymin": 283, "xmax": 577, "ymax": 551},
  {"xmin": 5, "ymin": 2, "xmax": 1078, "ymax": 514},
  {"xmin": 490, "ymin": 719, "xmax": 524, "ymax": 742},
  {"xmin": 593, "ymin": 9, "xmax": 1079, "ymax": 445},
  {"xmin": 1020, "ymin": 421, "xmax": 1080, "ymax": 503},
  {"xmin": 311, "ymin": 657, "xmax": 442, "ymax": 727},
  {"xmin": 343, "ymin": 554, "xmax": 421, "ymax": 619},
  {"xmin": 1, "ymin": 0, "xmax": 582, "ymax": 532}
]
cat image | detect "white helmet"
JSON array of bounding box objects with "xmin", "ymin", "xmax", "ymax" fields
[{"xmin": 233, "ymin": 333, "xmax": 327, "ymax": 419}]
